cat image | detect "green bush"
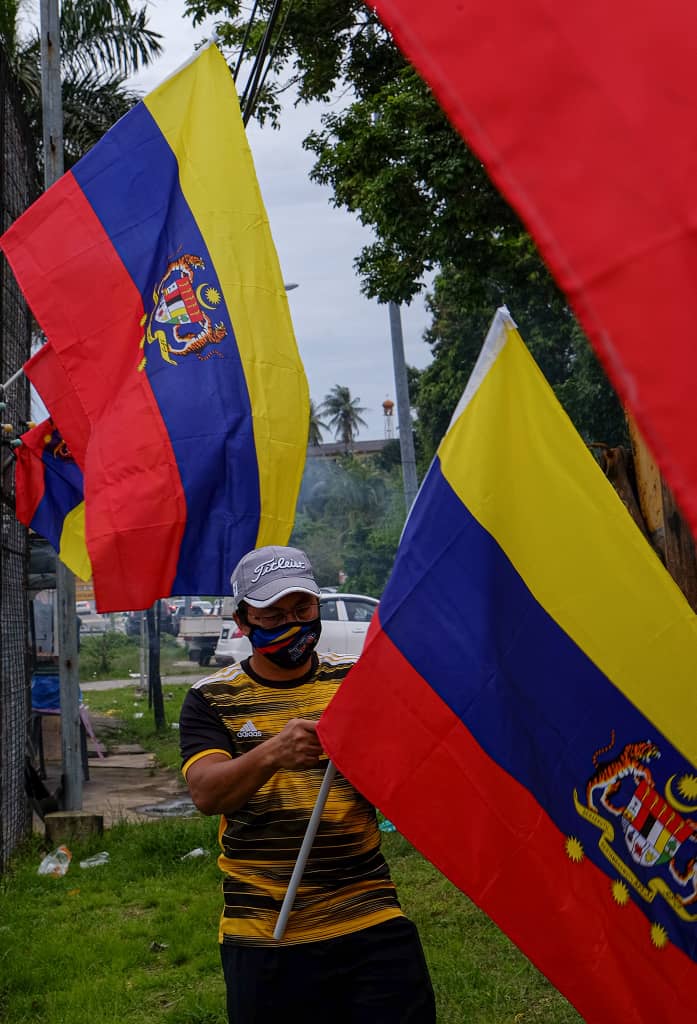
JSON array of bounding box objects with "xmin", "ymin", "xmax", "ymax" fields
[
  {"xmin": 79, "ymin": 631, "xmax": 199, "ymax": 682},
  {"xmin": 80, "ymin": 633, "xmax": 140, "ymax": 679}
]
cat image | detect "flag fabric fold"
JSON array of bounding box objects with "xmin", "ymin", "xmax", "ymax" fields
[
  {"xmin": 2, "ymin": 44, "xmax": 309, "ymax": 610},
  {"xmin": 318, "ymin": 308, "xmax": 697, "ymax": 1021},
  {"xmin": 14, "ymin": 419, "xmax": 91, "ymax": 581},
  {"xmin": 24, "ymin": 342, "xmax": 91, "ymax": 469},
  {"xmin": 366, "ymin": 0, "xmax": 697, "ymax": 541}
]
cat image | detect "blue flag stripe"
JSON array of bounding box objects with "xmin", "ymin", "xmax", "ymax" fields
[{"xmin": 72, "ymin": 102, "xmax": 261, "ymax": 595}]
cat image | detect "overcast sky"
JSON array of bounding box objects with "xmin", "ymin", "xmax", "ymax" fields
[{"xmin": 126, "ymin": 0, "xmax": 433, "ymax": 441}]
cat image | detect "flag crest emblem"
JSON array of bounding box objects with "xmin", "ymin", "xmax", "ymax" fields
[
  {"xmin": 574, "ymin": 735, "xmax": 697, "ymax": 927},
  {"xmin": 141, "ymin": 253, "xmax": 227, "ymax": 368}
]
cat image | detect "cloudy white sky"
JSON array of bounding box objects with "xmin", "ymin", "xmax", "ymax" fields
[{"xmin": 126, "ymin": 0, "xmax": 433, "ymax": 441}]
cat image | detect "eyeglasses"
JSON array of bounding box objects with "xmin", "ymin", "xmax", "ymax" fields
[{"xmin": 248, "ymin": 599, "xmax": 319, "ymax": 630}]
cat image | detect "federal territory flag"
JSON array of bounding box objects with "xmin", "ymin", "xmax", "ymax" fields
[
  {"xmin": 2, "ymin": 44, "xmax": 309, "ymax": 611},
  {"xmin": 24, "ymin": 341, "xmax": 91, "ymax": 468},
  {"xmin": 319, "ymin": 308, "xmax": 697, "ymax": 1022},
  {"xmin": 14, "ymin": 418, "xmax": 91, "ymax": 581},
  {"xmin": 367, "ymin": 0, "xmax": 697, "ymax": 541}
]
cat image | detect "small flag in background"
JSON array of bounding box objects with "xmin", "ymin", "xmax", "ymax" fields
[
  {"xmin": 14, "ymin": 419, "xmax": 91, "ymax": 581},
  {"xmin": 2, "ymin": 44, "xmax": 309, "ymax": 611},
  {"xmin": 24, "ymin": 341, "xmax": 91, "ymax": 468},
  {"xmin": 367, "ymin": 0, "xmax": 697, "ymax": 541},
  {"xmin": 319, "ymin": 308, "xmax": 697, "ymax": 1022}
]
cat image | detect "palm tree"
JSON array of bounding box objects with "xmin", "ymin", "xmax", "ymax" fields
[
  {"xmin": 0, "ymin": 0, "xmax": 162, "ymax": 169},
  {"xmin": 308, "ymin": 398, "xmax": 328, "ymax": 446},
  {"xmin": 321, "ymin": 385, "xmax": 368, "ymax": 449}
]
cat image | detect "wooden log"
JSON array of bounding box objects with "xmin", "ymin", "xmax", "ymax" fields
[
  {"xmin": 597, "ymin": 445, "xmax": 652, "ymax": 543},
  {"xmin": 626, "ymin": 413, "xmax": 666, "ymax": 560}
]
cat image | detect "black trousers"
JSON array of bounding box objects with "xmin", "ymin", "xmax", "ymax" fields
[{"xmin": 220, "ymin": 916, "xmax": 436, "ymax": 1024}]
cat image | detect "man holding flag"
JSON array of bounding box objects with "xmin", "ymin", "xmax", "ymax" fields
[{"xmin": 179, "ymin": 544, "xmax": 435, "ymax": 1024}]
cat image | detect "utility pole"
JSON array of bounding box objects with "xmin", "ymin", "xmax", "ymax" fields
[
  {"xmin": 40, "ymin": 0, "xmax": 82, "ymax": 809},
  {"xmin": 388, "ymin": 301, "xmax": 418, "ymax": 512},
  {"xmin": 146, "ymin": 602, "xmax": 165, "ymax": 730}
]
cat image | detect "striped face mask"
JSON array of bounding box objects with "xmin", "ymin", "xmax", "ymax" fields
[{"xmin": 248, "ymin": 618, "xmax": 322, "ymax": 669}]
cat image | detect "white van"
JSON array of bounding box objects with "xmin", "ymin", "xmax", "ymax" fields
[{"xmin": 213, "ymin": 593, "xmax": 378, "ymax": 666}]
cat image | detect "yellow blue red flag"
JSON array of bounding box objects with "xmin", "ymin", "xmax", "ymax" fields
[
  {"xmin": 319, "ymin": 308, "xmax": 697, "ymax": 1021},
  {"xmin": 2, "ymin": 44, "xmax": 308, "ymax": 611},
  {"xmin": 14, "ymin": 418, "xmax": 91, "ymax": 581}
]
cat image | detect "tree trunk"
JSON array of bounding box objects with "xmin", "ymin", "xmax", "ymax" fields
[
  {"xmin": 661, "ymin": 479, "xmax": 697, "ymax": 612},
  {"xmin": 618, "ymin": 415, "xmax": 697, "ymax": 612}
]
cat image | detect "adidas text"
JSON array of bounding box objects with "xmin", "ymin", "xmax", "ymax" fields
[{"xmin": 237, "ymin": 720, "xmax": 262, "ymax": 739}]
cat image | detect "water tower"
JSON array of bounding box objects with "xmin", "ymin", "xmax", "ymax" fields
[{"xmin": 383, "ymin": 398, "xmax": 395, "ymax": 439}]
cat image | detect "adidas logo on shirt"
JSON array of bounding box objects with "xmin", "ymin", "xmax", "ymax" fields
[{"xmin": 237, "ymin": 719, "xmax": 262, "ymax": 739}]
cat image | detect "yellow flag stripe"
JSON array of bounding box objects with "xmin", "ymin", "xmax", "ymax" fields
[
  {"xmin": 439, "ymin": 313, "xmax": 697, "ymax": 764},
  {"xmin": 59, "ymin": 501, "xmax": 92, "ymax": 581},
  {"xmin": 145, "ymin": 46, "xmax": 309, "ymax": 546}
]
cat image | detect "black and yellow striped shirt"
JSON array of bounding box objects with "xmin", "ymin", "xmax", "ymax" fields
[{"xmin": 180, "ymin": 653, "xmax": 403, "ymax": 946}]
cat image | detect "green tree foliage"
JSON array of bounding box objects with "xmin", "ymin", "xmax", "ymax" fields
[
  {"xmin": 413, "ymin": 264, "xmax": 627, "ymax": 468},
  {"xmin": 321, "ymin": 384, "xmax": 368, "ymax": 448},
  {"xmin": 1, "ymin": 0, "xmax": 162, "ymax": 168},
  {"xmin": 291, "ymin": 453, "xmax": 404, "ymax": 596},
  {"xmin": 305, "ymin": 67, "xmax": 526, "ymax": 305},
  {"xmin": 184, "ymin": 0, "xmax": 381, "ymax": 123},
  {"xmin": 183, "ymin": 3, "xmax": 520, "ymax": 300},
  {"xmin": 308, "ymin": 398, "xmax": 328, "ymax": 446},
  {"xmin": 185, "ymin": 0, "xmax": 625, "ymax": 461}
]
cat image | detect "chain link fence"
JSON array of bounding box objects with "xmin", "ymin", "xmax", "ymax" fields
[{"xmin": 0, "ymin": 45, "xmax": 37, "ymax": 872}]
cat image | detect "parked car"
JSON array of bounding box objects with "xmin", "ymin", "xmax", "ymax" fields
[
  {"xmin": 213, "ymin": 593, "xmax": 378, "ymax": 666},
  {"xmin": 213, "ymin": 619, "xmax": 251, "ymax": 665},
  {"xmin": 172, "ymin": 599, "xmax": 213, "ymax": 635},
  {"xmin": 78, "ymin": 613, "xmax": 110, "ymax": 635},
  {"xmin": 169, "ymin": 597, "xmax": 211, "ymax": 615},
  {"xmin": 125, "ymin": 601, "xmax": 175, "ymax": 637},
  {"xmin": 75, "ymin": 600, "xmax": 92, "ymax": 615}
]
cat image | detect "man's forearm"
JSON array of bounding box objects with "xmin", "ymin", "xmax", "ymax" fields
[
  {"xmin": 184, "ymin": 717, "xmax": 323, "ymax": 815},
  {"xmin": 186, "ymin": 741, "xmax": 280, "ymax": 816}
]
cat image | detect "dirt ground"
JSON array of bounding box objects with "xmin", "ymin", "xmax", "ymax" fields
[{"xmin": 35, "ymin": 710, "xmax": 194, "ymax": 832}]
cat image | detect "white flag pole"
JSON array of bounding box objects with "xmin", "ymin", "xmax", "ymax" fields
[
  {"xmin": 0, "ymin": 365, "xmax": 25, "ymax": 392},
  {"xmin": 273, "ymin": 760, "xmax": 337, "ymax": 941}
]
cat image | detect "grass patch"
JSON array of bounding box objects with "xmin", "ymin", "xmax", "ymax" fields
[
  {"xmin": 7, "ymin": 685, "xmax": 582, "ymax": 1023},
  {"xmin": 79, "ymin": 633, "xmax": 201, "ymax": 683},
  {"xmin": 0, "ymin": 817, "xmax": 225, "ymax": 1024},
  {"xmin": 1, "ymin": 825, "xmax": 582, "ymax": 1024}
]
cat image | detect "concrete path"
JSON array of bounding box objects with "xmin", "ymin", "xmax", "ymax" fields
[
  {"xmin": 40, "ymin": 756, "xmax": 193, "ymax": 829},
  {"xmin": 37, "ymin": 671, "xmax": 202, "ymax": 829},
  {"xmin": 81, "ymin": 672, "xmax": 200, "ymax": 691}
]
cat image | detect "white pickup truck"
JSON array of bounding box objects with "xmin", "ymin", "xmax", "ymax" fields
[{"xmin": 178, "ymin": 614, "xmax": 222, "ymax": 666}]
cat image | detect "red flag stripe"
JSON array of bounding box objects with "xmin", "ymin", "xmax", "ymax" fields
[
  {"xmin": 2, "ymin": 172, "xmax": 186, "ymax": 609},
  {"xmin": 24, "ymin": 343, "xmax": 91, "ymax": 469},
  {"xmin": 319, "ymin": 618, "xmax": 697, "ymax": 1020}
]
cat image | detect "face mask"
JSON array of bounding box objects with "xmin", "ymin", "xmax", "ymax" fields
[{"xmin": 248, "ymin": 618, "xmax": 322, "ymax": 669}]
